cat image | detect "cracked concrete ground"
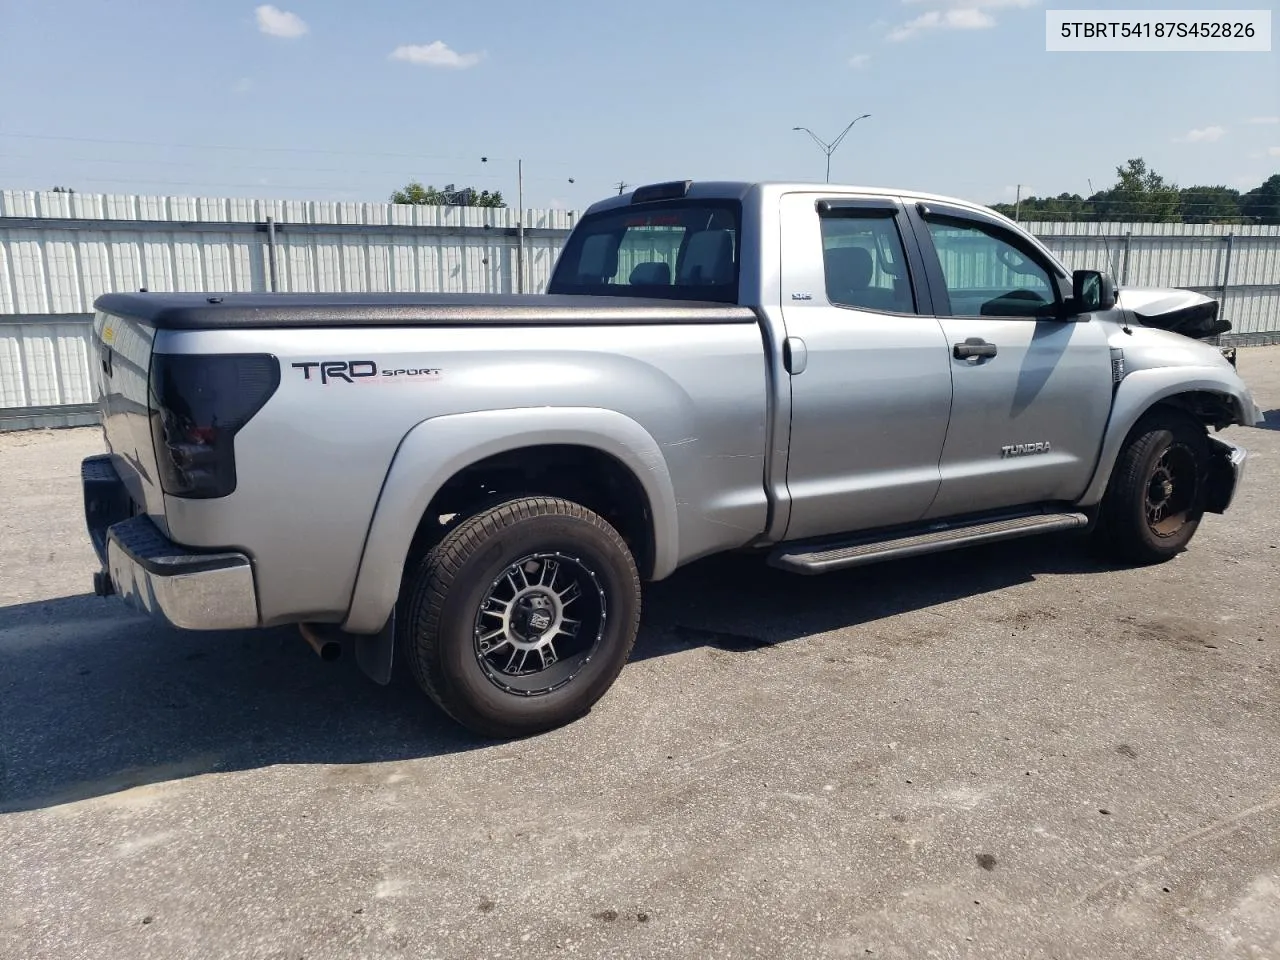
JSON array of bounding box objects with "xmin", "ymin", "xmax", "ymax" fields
[{"xmin": 2, "ymin": 347, "xmax": 1279, "ymax": 960}]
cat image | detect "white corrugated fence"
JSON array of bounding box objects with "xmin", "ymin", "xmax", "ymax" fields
[{"xmin": 2, "ymin": 189, "xmax": 1278, "ymax": 430}]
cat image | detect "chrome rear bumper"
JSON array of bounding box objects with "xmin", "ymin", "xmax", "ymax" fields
[{"xmin": 82, "ymin": 455, "xmax": 259, "ymax": 630}]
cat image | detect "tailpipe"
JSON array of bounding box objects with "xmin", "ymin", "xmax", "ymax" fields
[{"xmin": 299, "ymin": 623, "xmax": 342, "ymax": 662}]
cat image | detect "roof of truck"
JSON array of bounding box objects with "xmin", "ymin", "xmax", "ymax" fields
[{"xmin": 584, "ymin": 180, "xmax": 1005, "ymax": 221}]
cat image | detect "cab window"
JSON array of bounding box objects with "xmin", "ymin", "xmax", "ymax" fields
[
  {"xmin": 924, "ymin": 218, "xmax": 1058, "ymax": 317},
  {"xmin": 548, "ymin": 202, "xmax": 740, "ymax": 303}
]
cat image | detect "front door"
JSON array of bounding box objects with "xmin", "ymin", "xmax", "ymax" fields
[
  {"xmin": 780, "ymin": 193, "xmax": 953, "ymax": 541},
  {"xmin": 908, "ymin": 206, "xmax": 1114, "ymax": 519}
]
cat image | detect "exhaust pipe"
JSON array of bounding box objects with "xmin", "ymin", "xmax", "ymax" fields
[{"xmin": 299, "ymin": 623, "xmax": 342, "ymax": 662}]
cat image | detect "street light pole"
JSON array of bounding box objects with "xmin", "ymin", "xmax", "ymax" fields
[{"xmin": 792, "ymin": 114, "xmax": 871, "ymax": 183}]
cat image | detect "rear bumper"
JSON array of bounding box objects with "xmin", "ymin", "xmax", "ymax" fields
[
  {"xmin": 1204, "ymin": 435, "xmax": 1247, "ymax": 515},
  {"xmin": 82, "ymin": 455, "xmax": 260, "ymax": 630}
]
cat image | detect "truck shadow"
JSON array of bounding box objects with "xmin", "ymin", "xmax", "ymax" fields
[
  {"xmin": 0, "ymin": 534, "xmax": 1104, "ymax": 814},
  {"xmin": 0, "ymin": 597, "xmax": 483, "ymax": 815},
  {"xmin": 635, "ymin": 532, "xmax": 1106, "ymax": 658},
  {"xmin": 1255, "ymin": 409, "xmax": 1280, "ymax": 431}
]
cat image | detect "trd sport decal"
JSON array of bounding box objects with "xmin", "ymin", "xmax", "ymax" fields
[{"xmin": 291, "ymin": 360, "xmax": 442, "ymax": 384}]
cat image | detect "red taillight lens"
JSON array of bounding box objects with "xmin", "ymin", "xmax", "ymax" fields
[{"xmin": 148, "ymin": 354, "xmax": 279, "ymax": 499}]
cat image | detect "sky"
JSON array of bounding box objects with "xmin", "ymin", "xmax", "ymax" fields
[{"xmin": 0, "ymin": 0, "xmax": 1277, "ymax": 210}]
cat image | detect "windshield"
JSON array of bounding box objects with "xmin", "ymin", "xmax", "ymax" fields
[{"xmin": 547, "ymin": 201, "xmax": 741, "ymax": 303}]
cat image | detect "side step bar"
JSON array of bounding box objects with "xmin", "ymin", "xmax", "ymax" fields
[{"xmin": 768, "ymin": 512, "xmax": 1089, "ymax": 575}]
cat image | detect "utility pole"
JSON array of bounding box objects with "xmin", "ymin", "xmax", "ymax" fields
[
  {"xmin": 792, "ymin": 114, "xmax": 871, "ymax": 182},
  {"xmin": 615, "ymin": 181, "xmax": 630, "ymax": 196},
  {"xmin": 1014, "ymin": 184, "xmax": 1023, "ymax": 222},
  {"xmin": 516, "ymin": 158, "xmax": 524, "ymax": 295},
  {"xmin": 482, "ymin": 156, "xmax": 526, "ymax": 294}
]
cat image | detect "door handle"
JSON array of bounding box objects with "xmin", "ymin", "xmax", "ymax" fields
[
  {"xmin": 954, "ymin": 339, "xmax": 998, "ymax": 360},
  {"xmin": 784, "ymin": 336, "xmax": 808, "ymax": 375}
]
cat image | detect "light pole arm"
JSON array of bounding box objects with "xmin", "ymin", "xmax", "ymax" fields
[
  {"xmin": 829, "ymin": 113, "xmax": 871, "ymax": 152},
  {"xmin": 793, "ymin": 126, "xmax": 833, "ymax": 155}
]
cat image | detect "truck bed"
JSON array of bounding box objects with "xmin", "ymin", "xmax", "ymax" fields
[{"xmin": 94, "ymin": 292, "xmax": 758, "ymax": 330}]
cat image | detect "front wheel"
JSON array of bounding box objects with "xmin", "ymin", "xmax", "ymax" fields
[
  {"xmin": 397, "ymin": 497, "xmax": 641, "ymax": 738},
  {"xmin": 1095, "ymin": 409, "xmax": 1210, "ymax": 564}
]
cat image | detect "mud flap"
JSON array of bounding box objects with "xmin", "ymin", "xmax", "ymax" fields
[{"xmin": 355, "ymin": 612, "xmax": 396, "ymax": 686}]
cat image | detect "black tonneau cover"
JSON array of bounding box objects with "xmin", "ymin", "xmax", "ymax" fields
[{"xmin": 94, "ymin": 292, "xmax": 758, "ymax": 330}]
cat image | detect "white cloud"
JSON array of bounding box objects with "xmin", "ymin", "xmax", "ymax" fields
[
  {"xmin": 389, "ymin": 41, "xmax": 483, "ymax": 69},
  {"xmin": 888, "ymin": 0, "xmax": 1037, "ymax": 40},
  {"xmin": 255, "ymin": 5, "xmax": 308, "ymax": 39},
  {"xmin": 849, "ymin": 53, "xmax": 872, "ymax": 68},
  {"xmin": 1246, "ymin": 116, "xmax": 1280, "ymax": 125},
  {"xmin": 1174, "ymin": 125, "xmax": 1226, "ymax": 143},
  {"xmin": 888, "ymin": 9, "xmax": 989, "ymax": 39},
  {"xmin": 233, "ymin": 77, "xmax": 253, "ymax": 94}
]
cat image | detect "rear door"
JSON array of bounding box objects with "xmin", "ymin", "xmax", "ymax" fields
[
  {"xmin": 779, "ymin": 193, "xmax": 953, "ymax": 541},
  {"xmin": 905, "ymin": 203, "xmax": 1113, "ymax": 518}
]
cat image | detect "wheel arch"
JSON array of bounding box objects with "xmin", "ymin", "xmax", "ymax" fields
[
  {"xmin": 342, "ymin": 407, "xmax": 679, "ymax": 635},
  {"xmin": 1077, "ymin": 366, "xmax": 1256, "ymax": 508}
]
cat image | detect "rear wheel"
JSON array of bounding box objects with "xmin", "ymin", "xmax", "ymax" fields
[
  {"xmin": 1095, "ymin": 409, "xmax": 1209, "ymax": 564},
  {"xmin": 397, "ymin": 497, "xmax": 641, "ymax": 738}
]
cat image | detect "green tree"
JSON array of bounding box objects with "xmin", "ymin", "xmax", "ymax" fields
[
  {"xmin": 1240, "ymin": 173, "xmax": 1280, "ymax": 225},
  {"xmin": 1090, "ymin": 158, "xmax": 1181, "ymax": 222},
  {"xmin": 390, "ymin": 180, "xmax": 505, "ymax": 207},
  {"xmin": 992, "ymin": 192, "xmax": 1090, "ymax": 222},
  {"xmin": 1177, "ymin": 185, "xmax": 1241, "ymax": 223}
]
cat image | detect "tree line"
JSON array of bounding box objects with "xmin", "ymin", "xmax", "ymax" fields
[
  {"xmin": 390, "ymin": 181, "xmax": 505, "ymax": 208},
  {"xmin": 991, "ymin": 159, "xmax": 1280, "ymax": 224}
]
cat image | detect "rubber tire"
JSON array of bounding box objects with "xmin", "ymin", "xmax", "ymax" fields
[
  {"xmin": 396, "ymin": 496, "xmax": 641, "ymax": 739},
  {"xmin": 1095, "ymin": 409, "xmax": 1209, "ymax": 565}
]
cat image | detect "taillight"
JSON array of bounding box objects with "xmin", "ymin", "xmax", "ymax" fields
[{"xmin": 148, "ymin": 353, "xmax": 280, "ymax": 499}]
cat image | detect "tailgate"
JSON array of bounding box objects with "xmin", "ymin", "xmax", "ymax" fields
[{"xmin": 93, "ymin": 309, "xmax": 167, "ymax": 528}]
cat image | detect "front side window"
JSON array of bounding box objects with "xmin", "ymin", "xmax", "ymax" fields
[
  {"xmin": 548, "ymin": 202, "xmax": 740, "ymax": 302},
  {"xmin": 820, "ymin": 213, "xmax": 916, "ymax": 314},
  {"xmin": 924, "ymin": 219, "xmax": 1057, "ymax": 317}
]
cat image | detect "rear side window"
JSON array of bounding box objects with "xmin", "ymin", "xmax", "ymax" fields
[
  {"xmin": 819, "ymin": 213, "xmax": 917, "ymax": 314},
  {"xmin": 548, "ymin": 202, "xmax": 741, "ymax": 302}
]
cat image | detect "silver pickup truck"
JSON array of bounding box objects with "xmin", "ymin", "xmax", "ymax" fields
[{"xmin": 83, "ymin": 180, "xmax": 1262, "ymax": 737}]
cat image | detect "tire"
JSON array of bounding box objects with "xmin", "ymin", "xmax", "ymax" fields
[
  {"xmin": 396, "ymin": 496, "xmax": 641, "ymax": 738},
  {"xmin": 1095, "ymin": 409, "xmax": 1210, "ymax": 565}
]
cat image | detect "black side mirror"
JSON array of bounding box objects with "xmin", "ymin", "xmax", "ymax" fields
[{"xmin": 1070, "ymin": 269, "xmax": 1117, "ymax": 315}]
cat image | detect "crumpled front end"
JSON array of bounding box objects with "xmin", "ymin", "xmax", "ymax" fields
[{"xmin": 1118, "ymin": 287, "xmax": 1231, "ymax": 341}]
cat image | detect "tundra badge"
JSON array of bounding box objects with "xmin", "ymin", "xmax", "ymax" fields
[{"xmin": 1001, "ymin": 441, "xmax": 1052, "ymax": 458}]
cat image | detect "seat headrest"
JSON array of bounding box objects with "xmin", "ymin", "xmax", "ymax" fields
[
  {"xmin": 629, "ymin": 261, "xmax": 672, "ymax": 286},
  {"xmin": 824, "ymin": 246, "xmax": 874, "ymax": 292},
  {"xmin": 677, "ymin": 230, "xmax": 735, "ymax": 285}
]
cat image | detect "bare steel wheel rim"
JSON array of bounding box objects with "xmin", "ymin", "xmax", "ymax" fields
[
  {"xmin": 473, "ymin": 552, "xmax": 608, "ymax": 697},
  {"xmin": 1144, "ymin": 443, "xmax": 1197, "ymax": 538}
]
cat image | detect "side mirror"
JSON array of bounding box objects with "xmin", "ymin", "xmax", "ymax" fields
[{"xmin": 1070, "ymin": 269, "xmax": 1117, "ymax": 315}]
